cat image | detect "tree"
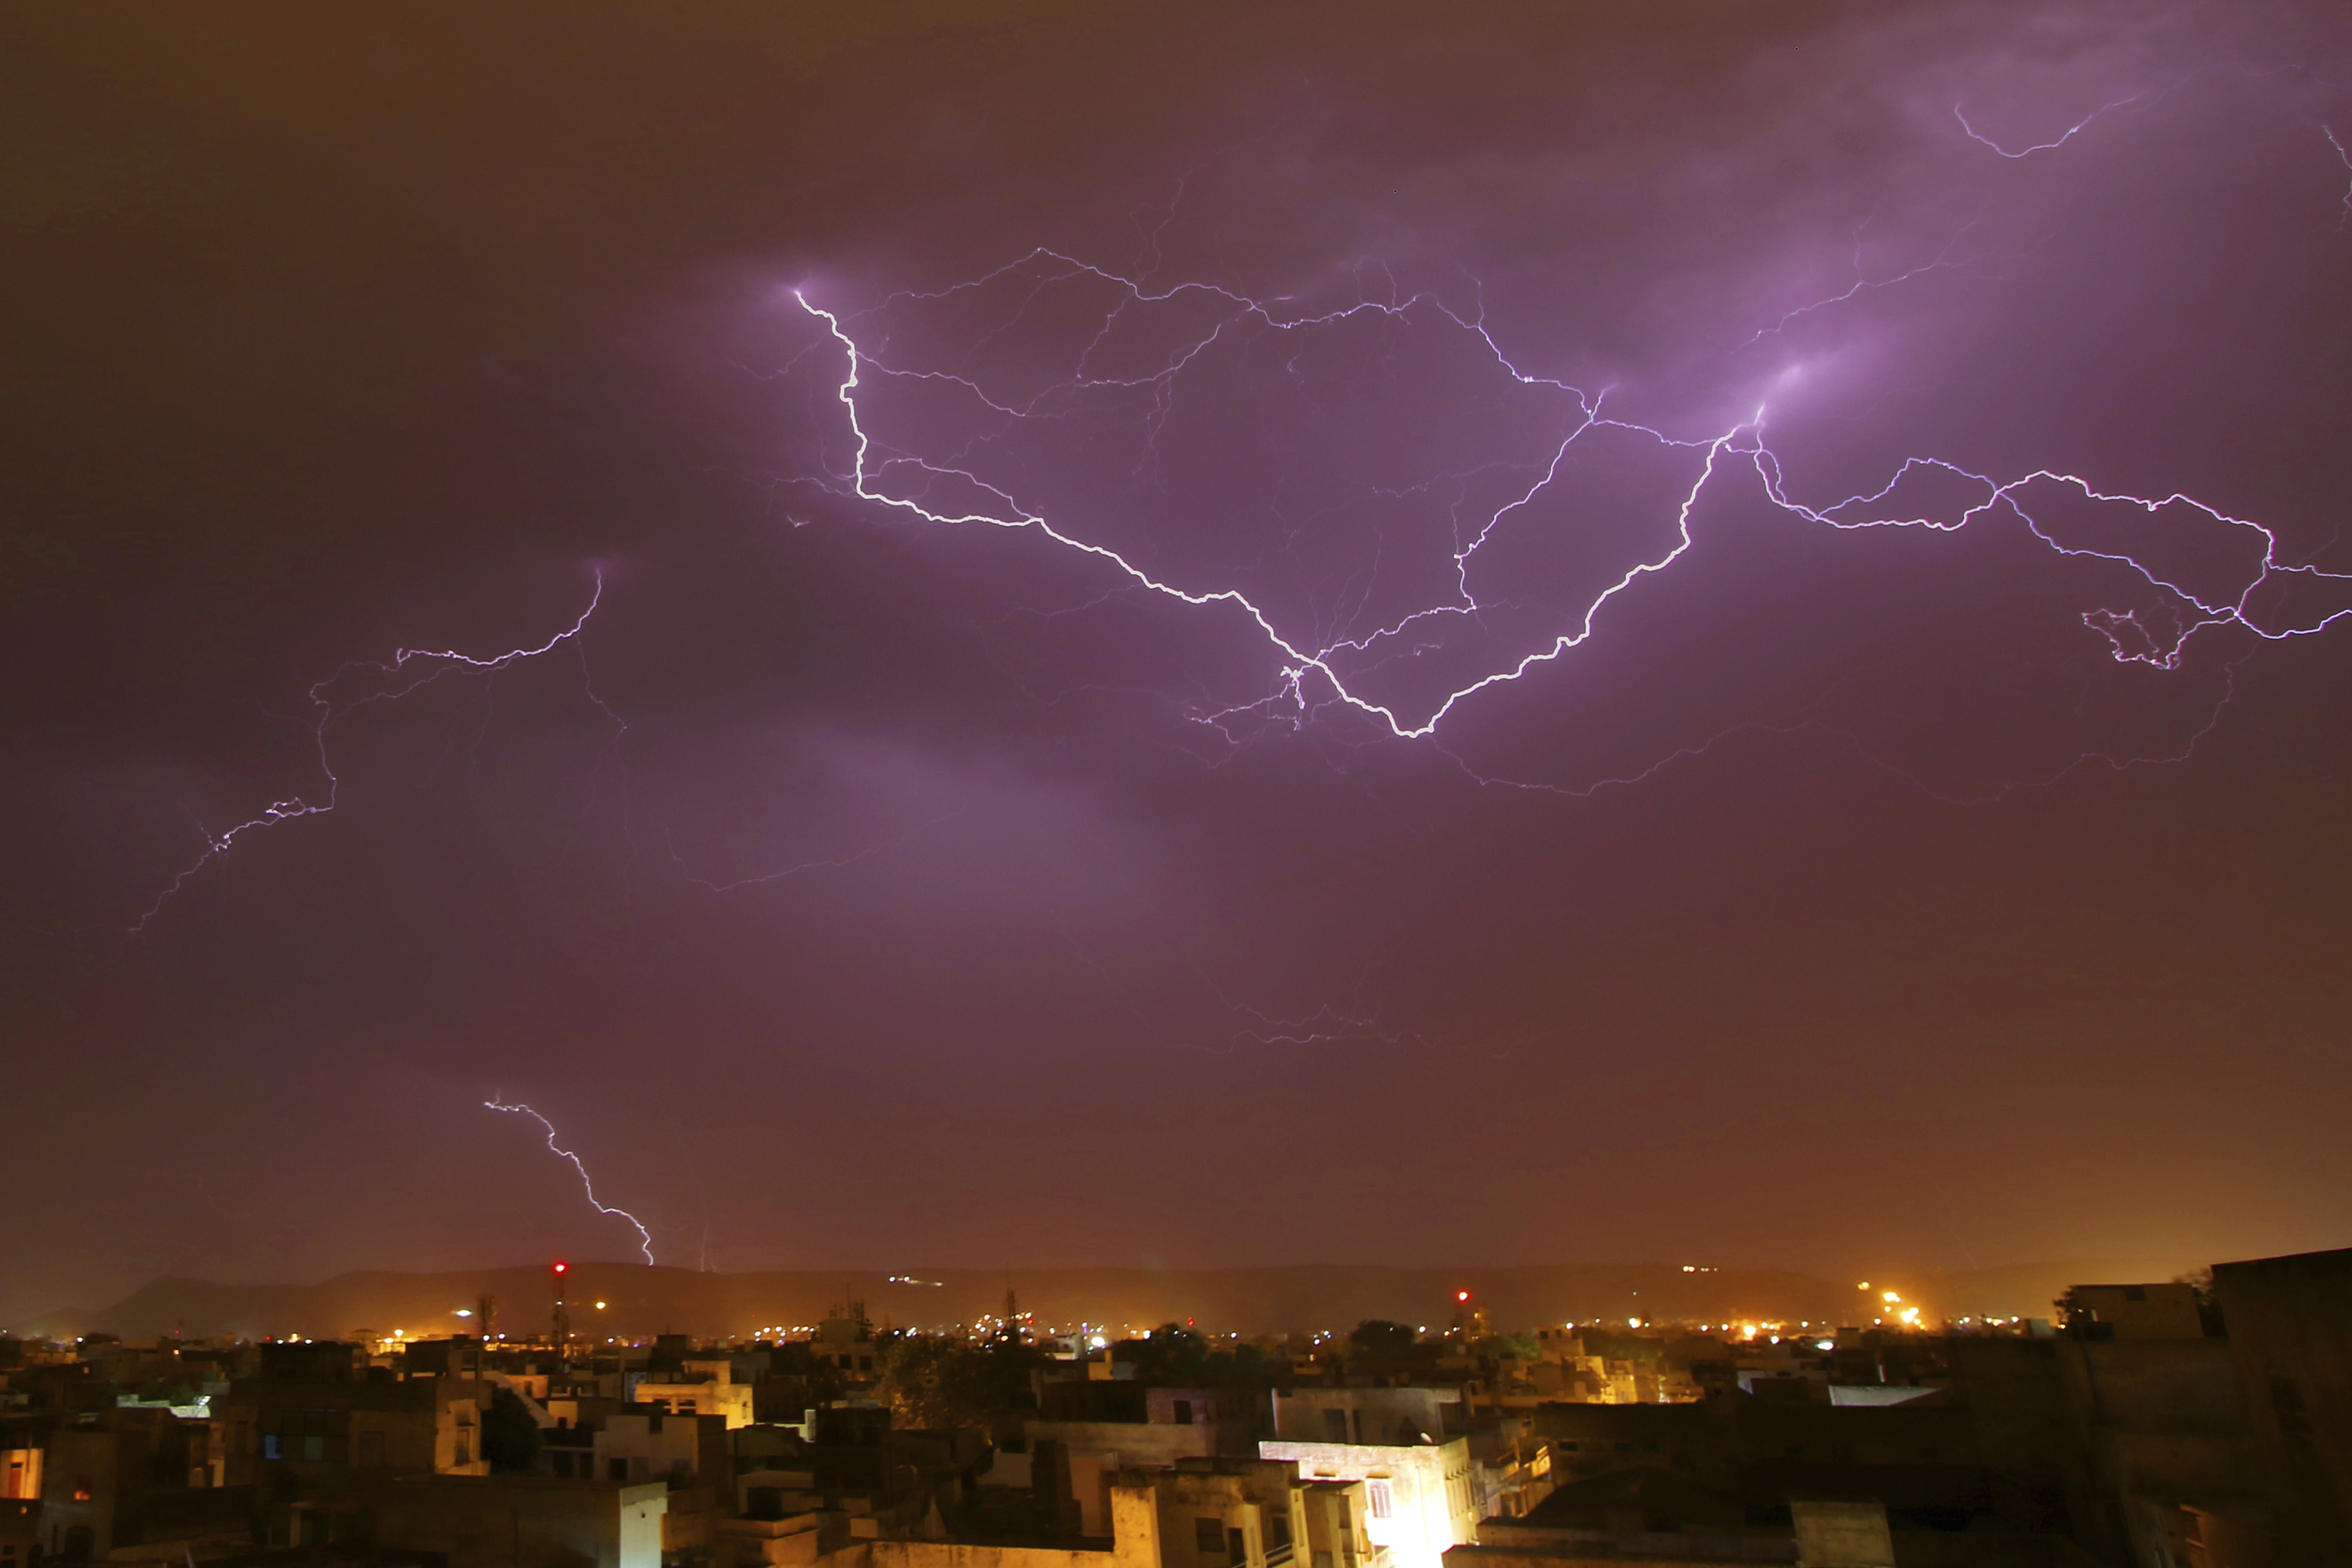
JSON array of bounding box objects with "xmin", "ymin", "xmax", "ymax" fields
[
  {"xmin": 1477, "ymin": 1333, "xmax": 1539, "ymax": 1362},
  {"xmin": 875, "ymin": 1335, "xmax": 1044, "ymax": 1431},
  {"xmin": 1110, "ymin": 1325, "xmax": 1265, "ymax": 1386},
  {"xmin": 763, "ymin": 1341, "xmax": 848, "ymax": 1403},
  {"xmin": 1348, "ymin": 1320, "xmax": 1418, "ymax": 1358}
]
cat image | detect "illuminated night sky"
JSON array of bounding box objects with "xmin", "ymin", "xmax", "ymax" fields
[{"xmin": 5, "ymin": 1, "xmax": 2351, "ymax": 1323}]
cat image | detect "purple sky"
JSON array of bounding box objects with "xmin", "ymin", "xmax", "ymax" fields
[{"xmin": 6, "ymin": 1, "xmax": 2352, "ymax": 1325}]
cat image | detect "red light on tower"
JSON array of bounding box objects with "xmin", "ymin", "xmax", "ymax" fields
[
  {"xmin": 1457, "ymin": 1291, "xmax": 1470, "ymax": 1302},
  {"xmin": 553, "ymin": 1262, "xmax": 569, "ymax": 1275}
]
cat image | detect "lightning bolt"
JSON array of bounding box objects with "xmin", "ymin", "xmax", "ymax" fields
[
  {"xmin": 483, "ymin": 1097, "xmax": 657, "ymax": 1265},
  {"xmin": 1953, "ymin": 92, "xmax": 2150, "ymax": 157},
  {"xmin": 784, "ymin": 242, "xmax": 2348, "ymax": 796},
  {"xmin": 2324, "ymin": 124, "xmax": 2352, "ymax": 231},
  {"xmin": 131, "ymin": 572, "xmax": 610, "ymax": 931},
  {"xmin": 117, "ymin": 61, "xmax": 2352, "ymax": 962}
]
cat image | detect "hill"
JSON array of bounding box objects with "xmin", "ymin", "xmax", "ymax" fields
[{"xmin": 9, "ymin": 1256, "xmax": 2201, "ymax": 1342}]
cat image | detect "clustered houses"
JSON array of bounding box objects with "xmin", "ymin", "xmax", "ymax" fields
[{"xmin": 0, "ymin": 1248, "xmax": 2346, "ymax": 1568}]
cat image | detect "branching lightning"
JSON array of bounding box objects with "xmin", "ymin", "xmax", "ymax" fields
[
  {"xmin": 113, "ymin": 54, "xmax": 2352, "ymax": 1055},
  {"xmin": 484, "ymin": 1098, "xmax": 657, "ymax": 1265},
  {"xmin": 131, "ymin": 575, "xmax": 610, "ymax": 931},
  {"xmin": 783, "ymin": 234, "xmax": 2349, "ymax": 797}
]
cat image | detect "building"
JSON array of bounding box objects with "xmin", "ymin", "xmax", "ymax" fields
[
  {"xmin": 1290, "ymin": 1478, "xmax": 1373, "ymax": 1568},
  {"xmin": 1135, "ymin": 1458, "xmax": 1302, "ymax": 1568},
  {"xmin": 596, "ymin": 1409, "xmax": 727, "ymax": 1486},
  {"xmin": 1032, "ymin": 1383, "xmax": 1252, "ymax": 1536},
  {"xmin": 631, "ymin": 1358, "xmax": 756, "ymax": 1429},
  {"xmin": 2211, "ymin": 1246, "xmax": 2352, "ymax": 1565},
  {"xmin": 34, "ymin": 1407, "xmax": 243, "ymax": 1562},
  {"xmin": 1270, "ymin": 1390, "xmax": 1455, "ymax": 1449},
  {"xmin": 2055, "ymin": 1284, "xmax": 2206, "ymax": 1344},
  {"xmin": 371, "ymin": 1473, "xmax": 669, "ymax": 1568},
  {"xmin": 1256, "ymin": 1439, "xmax": 1475, "ymax": 1568},
  {"xmin": 214, "ymin": 1369, "xmax": 491, "ymax": 1484},
  {"xmin": 1456, "ymin": 1467, "xmax": 1779, "ymax": 1565},
  {"xmin": 812, "ymin": 1309, "xmax": 879, "ymax": 1381},
  {"xmin": 0, "ymin": 1498, "xmax": 36, "ymax": 1568},
  {"xmin": 0, "ymin": 1423, "xmax": 40, "ymax": 1502}
]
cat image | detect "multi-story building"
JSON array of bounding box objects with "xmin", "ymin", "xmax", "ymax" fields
[
  {"xmin": 630, "ymin": 1359, "xmax": 756, "ymax": 1429},
  {"xmin": 595, "ymin": 1409, "xmax": 727, "ymax": 1486},
  {"xmin": 215, "ymin": 1370, "xmax": 491, "ymax": 1485},
  {"xmin": 1257, "ymin": 1438, "xmax": 1475, "ymax": 1568}
]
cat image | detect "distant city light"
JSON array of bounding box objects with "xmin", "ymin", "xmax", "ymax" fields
[
  {"xmin": 1816, "ymin": 1340, "xmax": 1834, "ymax": 1350},
  {"xmin": 454, "ymin": 1310, "xmax": 473, "ymax": 1318}
]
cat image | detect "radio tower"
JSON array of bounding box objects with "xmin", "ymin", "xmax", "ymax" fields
[{"xmin": 551, "ymin": 1262, "xmax": 572, "ymax": 1353}]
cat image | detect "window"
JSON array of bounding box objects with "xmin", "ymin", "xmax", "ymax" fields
[
  {"xmin": 302, "ymin": 1436, "xmax": 325, "ymax": 1463},
  {"xmin": 648, "ymin": 1414, "xmax": 663, "ymax": 1435},
  {"xmin": 263, "ymin": 1435, "xmax": 281, "ymax": 1461},
  {"xmin": 610, "ymin": 1459, "xmax": 629, "ymax": 1482},
  {"xmin": 1173, "ymin": 1400, "xmax": 1194, "ymax": 1427},
  {"xmin": 858, "ymin": 1357, "xmax": 873, "ymax": 1373},
  {"xmin": 1323, "ymin": 1410, "xmax": 1350, "ymax": 1443},
  {"xmin": 357, "ymin": 1432, "xmax": 384, "ymax": 1468},
  {"xmin": 2123, "ymin": 1286, "xmax": 2147, "ymax": 1303},
  {"xmin": 72, "ymin": 1476, "xmax": 94, "ymax": 1503},
  {"xmin": 1365, "ymin": 1481, "xmax": 1393, "ymax": 1519},
  {"xmin": 1196, "ymin": 1518, "xmax": 1228, "ymax": 1563}
]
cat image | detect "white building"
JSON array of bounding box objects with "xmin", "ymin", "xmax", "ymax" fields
[
  {"xmin": 1257, "ymin": 1440, "xmax": 1475, "ymax": 1568},
  {"xmin": 630, "ymin": 1359, "xmax": 756, "ymax": 1429}
]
